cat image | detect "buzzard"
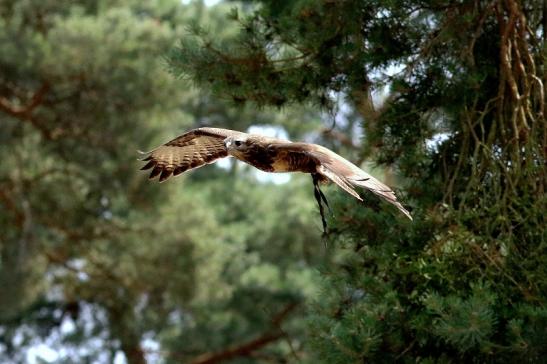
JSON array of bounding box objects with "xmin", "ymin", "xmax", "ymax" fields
[{"xmin": 140, "ymin": 127, "xmax": 412, "ymax": 232}]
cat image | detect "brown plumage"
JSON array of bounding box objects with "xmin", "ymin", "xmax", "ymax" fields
[{"xmin": 140, "ymin": 127, "xmax": 412, "ymax": 221}]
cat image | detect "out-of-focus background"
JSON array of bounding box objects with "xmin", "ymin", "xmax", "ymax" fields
[{"xmin": 0, "ymin": 1, "xmax": 545, "ymax": 363}]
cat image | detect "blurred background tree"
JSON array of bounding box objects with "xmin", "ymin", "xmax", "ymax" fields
[
  {"xmin": 1, "ymin": 0, "xmax": 545, "ymax": 364},
  {"xmin": 0, "ymin": 1, "xmax": 328, "ymax": 363}
]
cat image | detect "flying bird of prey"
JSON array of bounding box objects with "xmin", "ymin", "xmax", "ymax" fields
[{"xmin": 140, "ymin": 127, "xmax": 412, "ymax": 232}]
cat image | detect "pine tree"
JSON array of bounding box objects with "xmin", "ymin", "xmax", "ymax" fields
[
  {"xmin": 1, "ymin": 1, "xmax": 325, "ymax": 363},
  {"xmin": 169, "ymin": 0, "xmax": 546, "ymax": 362}
]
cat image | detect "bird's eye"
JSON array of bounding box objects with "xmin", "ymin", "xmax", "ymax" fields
[{"xmin": 234, "ymin": 140, "xmax": 242, "ymax": 147}]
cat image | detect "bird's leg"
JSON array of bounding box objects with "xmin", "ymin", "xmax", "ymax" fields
[
  {"xmin": 312, "ymin": 174, "xmax": 332, "ymax": 215},
  {"xmin": 317, "ymin": 184, "xmax": 331, "ymax": 215},
  {"xmin": 312, "ymin": 173, "xmax": 329, "ymax": 235},
  {"xmin": 314, "ymin": 185, "xmax": 328, "ymax": 235}
]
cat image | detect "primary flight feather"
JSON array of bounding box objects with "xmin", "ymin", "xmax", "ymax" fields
[{"xmin": 140, "ymin": 127, "xmax": 412, "ymax": 221}]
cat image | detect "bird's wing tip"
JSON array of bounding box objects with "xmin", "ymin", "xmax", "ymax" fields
[
  {"xmin": 401, "ymin": 208, "xmax": 413, "ymax": 221},
  {"xmin": 138, "ymin": 150, "xmax": 155, "ymax": 162}
]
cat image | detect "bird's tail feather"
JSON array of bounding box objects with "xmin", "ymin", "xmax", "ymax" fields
[
  {"xmin": 317, "ymin": 165, "xmax": 362, "ymax": 201},
  {"xmin": 311, "ymin": 146, "xmax": 412, "ymax": 220},
  {"xmin": 348, "ymin": 175, "xmax": 413, "ymax": 220}
]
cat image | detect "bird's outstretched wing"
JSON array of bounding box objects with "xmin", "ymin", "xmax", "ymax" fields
[
  {"xmin": 277, "ymin": 143, "xmax": 413, "ymax": 220},
  {"xmin": 140, "ymin": 127, "xmax": 245, "ymax": 182}
]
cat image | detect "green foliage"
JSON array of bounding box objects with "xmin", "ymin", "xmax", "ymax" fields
[
  {"xmin": 168, "ymin": 0, "xmax": 425, "ymax": 107},
  {"xmin": 422, "ymin": 283, "xmax": 497, "ymax": 352}
]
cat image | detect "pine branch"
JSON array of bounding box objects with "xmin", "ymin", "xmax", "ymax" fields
[
  {"xmin": 189, "ymin": 302, "xmax": 299, "ymax": 364},
  {"xmin": 0, "ymin": 82, "xmax": 49, "ymax": 116},
  {"xmin": 0, "ymin": 82, "xmax": 53, "ymax": 139}
]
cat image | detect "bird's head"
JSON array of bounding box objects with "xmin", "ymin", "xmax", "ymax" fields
[{"xmin": 224, "ymin": 136, "xmax": 250, "ymax": 156}]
